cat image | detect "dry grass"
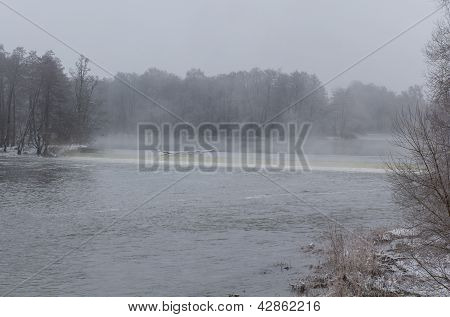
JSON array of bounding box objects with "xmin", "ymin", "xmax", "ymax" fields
[
  {"xmin": 296, "ymin": 226, "xmax": 449, "ymax": 296},
  {"xmin": 324, "ymin": 228, "xmax": 388, "ymax": 296},
  {"xmin": 295, "ymin": 227, "xmax": 408, "ymax": 297}
]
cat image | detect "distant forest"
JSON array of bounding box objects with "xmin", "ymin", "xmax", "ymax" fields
[{"xmin": 0, "ymin": 45, "xmax": 425, "ymax": 154}]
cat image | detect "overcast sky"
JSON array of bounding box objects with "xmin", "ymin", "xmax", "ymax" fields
[{"xmin": 0, "ymin": 0, "xmax": 440, "ymax": 92}]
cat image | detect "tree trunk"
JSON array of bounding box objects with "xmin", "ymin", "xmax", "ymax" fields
[
  {"xmin": 11, "ymin": 90, "xmax": 16, "ymax": 147},
  {"xmin": 3, "ymin": 84, "xmax": 14, "ymax": 152},
  {"xmin": 0, "ymin": 77, "xmax": 4, "ymax": 148}
]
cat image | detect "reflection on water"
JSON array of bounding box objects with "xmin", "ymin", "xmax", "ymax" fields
[{"xmin": 0, "ymin": 155, "xmax": 399, "ymax": 296}]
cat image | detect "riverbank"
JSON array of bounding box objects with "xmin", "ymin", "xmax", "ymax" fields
[
  {"xmin": 294, "ymin": 228, "xmax": 449, "ymax": 297},
  {"xmin": 0, "ymin": 145, "xmax": 87, "ymax": 157}
]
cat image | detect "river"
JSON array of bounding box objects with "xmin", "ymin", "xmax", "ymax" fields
[{"xmin": 0, "ymin": 145, "xmax": 399, "ymax": 296}]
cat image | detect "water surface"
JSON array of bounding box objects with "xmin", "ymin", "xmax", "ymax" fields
[{"xmin": 0, "ymin": 154, "xmax": 398, "ymax": 296}]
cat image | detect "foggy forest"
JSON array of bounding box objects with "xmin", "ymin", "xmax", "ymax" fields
[{"xmin": 0, "ymin": 45, "xmax": 426, "ymax": 155}]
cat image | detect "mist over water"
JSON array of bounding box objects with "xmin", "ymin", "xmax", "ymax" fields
[{"xmin": 93, "ymin": 133, "xmax": 395, "ymax": 156}]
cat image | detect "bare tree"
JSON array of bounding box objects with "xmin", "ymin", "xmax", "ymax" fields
[
  {"xmin": 71, "ymin": 56, "xmax": 98, "ymax": 144},
  {"xmin": 2, "ymin": 47, "xmax": 25, "ymax": 151},
  {"xmin": 387, "ymin": 106, "xmax": 449, "ymax": 291},
  {"xmin": 0, "ymin": 45, "xmax": 5, "ymax": 148},
  {"xmin": 16, "ymin": 51, "xmax": 41, "ymax": 155},
  {"xmin": 29, "ymin": 51, "xmax": 69, "ymax": 156},
  {"xmin": 387, "ymin": 0, "xmax": 450, "ymax": 291}
]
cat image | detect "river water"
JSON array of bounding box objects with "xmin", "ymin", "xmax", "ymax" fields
[{"xmin": 0, "ymin": 150, "xmax": 399, "ymax": 296}]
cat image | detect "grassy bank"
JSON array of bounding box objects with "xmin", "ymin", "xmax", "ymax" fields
[{"xmin": 294, "ymin": 227, "xmax": 449, "ymax": 297}]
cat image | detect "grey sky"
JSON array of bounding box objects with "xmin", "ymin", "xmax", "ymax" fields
[{"xmin": 0, "ymin": 0, "xmax": 440, "ymax": 92}]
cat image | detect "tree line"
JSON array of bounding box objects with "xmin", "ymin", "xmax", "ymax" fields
[
  {"xmin": 102, "ymin": 68, "xmax": 424, "ymax": 137},
  {"xmin": 0, "ymin": 46, "xmax": 97, "ymax": 155},
  {"xmin": 0, "ymin": 45, "xmax": 425, "ymax": 155}
]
